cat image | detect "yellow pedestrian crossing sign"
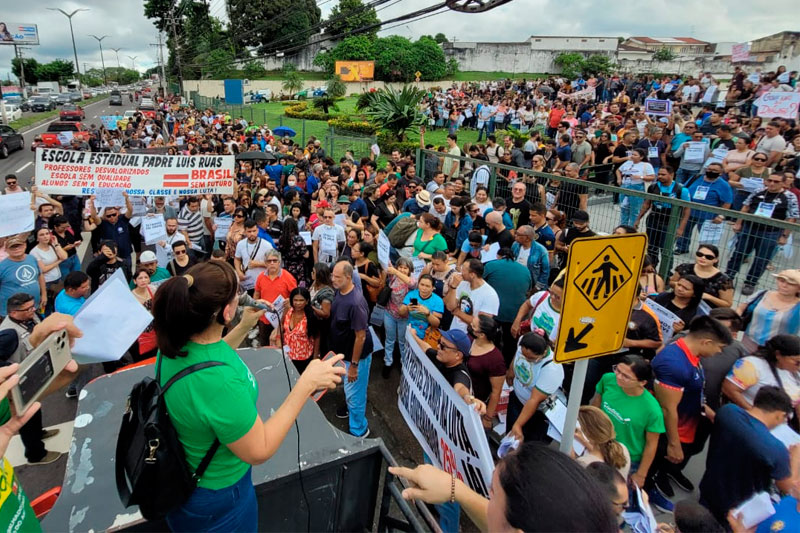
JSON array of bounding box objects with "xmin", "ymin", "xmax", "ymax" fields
[{"xmin": 554, "ymin": 234, "xmax": 647, "ymax": 363}]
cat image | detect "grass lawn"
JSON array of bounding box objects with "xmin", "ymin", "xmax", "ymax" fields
[{"xmin": 9, "ymin": 94, "xmax": 109, "ymax": 131}]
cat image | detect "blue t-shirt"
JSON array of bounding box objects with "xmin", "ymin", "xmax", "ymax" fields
[
  {"xmin": 687, "ymin": 177, "xmax": 733, "ymax": 220},
  {"xmin": 651, "ymin": 338, "xmax": 705, "ymax": 444},
  {"xmin": 54, "ymin": 290, "xmax": 85, "ymax": 316},
  {"xmin": 349, "ymin": 198, "xmax": 369, "ymax": 219},
  {"xmin": 460, "ymin": 235, "xmax": 487, "ymax": 256},
  {"xmin": 556, "ymin": 145, "xmax": 572, "ymax": 163},
  {"xmin": 756, "ymin": 496, "xmax": 798, "ymax": 533},
  {"xmin": 533, "ymin": 223, "xmax": 556, "ymax": 251},
  {"xmin": 264, "ymin": 164, "xmax": 283, "ymax": 186},
  {"xmin": 699, "ymin": 404, "xmax": 791, "ymax": 522},
  {"xmin": 0, "ymin": 256, "xmax": 41, "ymax": 316},
  {"xmin": 402, "ymin": 290, "xmax": 444, "ymax": 337}
]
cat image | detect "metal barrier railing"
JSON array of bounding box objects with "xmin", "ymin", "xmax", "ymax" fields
[{"xmin": 417, "ymin": 148, "xmax": 799, "ymax": 309}]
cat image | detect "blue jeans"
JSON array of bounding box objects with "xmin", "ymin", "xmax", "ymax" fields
[
  {"xmin": 619, "ymin": 182, "xmax": 645, "ymax": 227},
  {"xmin": 675, "ymin": 214, "xmax": 706, "ymax": 253},
  {"xmin": 423, "ymin": 453, "xmax": 461, "ymax": 533},
  {"xmin": 725, "ymin": 226, "xmax": 781, "ymax": 287},
  {"xmin": 59, "ymin": 254, "xmax": 82, "ymax": 278},
  {"xmin": 676, "ymin": 168, "xmax": 697, "ymax": 184},
  {"xmin": 166, "ymin": 467, "xmax": 257, "ymax": 532},
  {"xmin": 383, "ymin": 313, "xmax": 408, "ymax": 366},
  {"xmin": 344, "ymin": 353, "xmax": 372, "ymax": 437}
]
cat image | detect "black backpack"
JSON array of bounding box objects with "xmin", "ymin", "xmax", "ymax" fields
[{"xmin": 115, "ymin": 358, "xmax": 224, "ymax": 520}]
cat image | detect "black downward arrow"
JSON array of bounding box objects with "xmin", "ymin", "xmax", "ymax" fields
[{"xmin": 564, "ymin": 323, "xmax": 594, "ymax": 352}]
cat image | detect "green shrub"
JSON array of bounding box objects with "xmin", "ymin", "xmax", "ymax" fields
[
  {"xmin": 327, "ymin": 117, "xmax": 379, "ymax": 135},
  {"xmin": 376, "ymin": 131, "xmax": 417, "ymax": 155}
]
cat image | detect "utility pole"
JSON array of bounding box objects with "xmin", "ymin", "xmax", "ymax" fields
[
  {"xmin": 89, "ymin": 34, "xmax": 109, "ymax": 85},
  {"xmin": 168, "ymin": 1, "xmax": 184, "ymax": 96},
  {"xmin": 150, "ymin": 33, "xmax": 167, "ymax": 95},
  {"xmin": 14, "ymin": 46, "xmax": 26, "ymax": 97},
  {"xmin": 48, "ymin": 8, "xmax": 88, "ymax": 78}
]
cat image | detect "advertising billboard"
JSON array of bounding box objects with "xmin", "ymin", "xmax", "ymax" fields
[
  {"xmin": 335, "ymin": 61, "xmax": 374, "ymax": 82},
  {"xmin": 0, "ymin": 22, "xmax": 39, "ymax": 45}
]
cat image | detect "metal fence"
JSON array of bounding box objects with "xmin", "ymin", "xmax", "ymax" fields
[{"xmin": 416, "ymin": 148, "xmax": 799, "ymax": 310}]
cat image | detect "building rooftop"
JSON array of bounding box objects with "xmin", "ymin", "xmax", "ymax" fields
[{"xmin": 628, "ymin": 36, "xmax": 710, "ymax": 45}]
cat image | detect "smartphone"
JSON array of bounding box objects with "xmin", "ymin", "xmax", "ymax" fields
[
  {"xmin": 11, "ymin": 330, "xmax": 72, "ymax": 414},
  {"xmin": 313, "ymin": 351, "xmax": 346, "ymax": 402},
  {"xmin": 410, "ymin": 298, "xmax": 418, "ymax": 306}
]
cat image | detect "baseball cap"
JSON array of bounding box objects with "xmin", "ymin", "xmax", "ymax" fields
[
  {"xmin": 4, "ymin": 235, "xmax": 26, "ymax": 248},
  {"xmin": 439, "ymin": 329, "xmax": 472, "ymax": 361},
  {"xmin": 572, "ymin": 210, "xmax": 590, "ymax": 222},
  {"xmin": 774, "ymin": 269, "xmax": 800, "ymax": 285},
  {"xmin": 416, "ymin": 190, "xmax": 431, "ymax": 207},
  {"xmin": 139, "ymin": 250, "xmax": 158, "ymax": 263},
  {"xmin": 316, "ymin": 200, "xmax": 331, "ymax": 208}
]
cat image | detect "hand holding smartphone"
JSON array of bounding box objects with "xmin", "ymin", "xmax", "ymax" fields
[
  {"xmin": 312, "ymin": 351, "xmax": 346, "ymax": 402},
  {"xmin": 10, "ymin": 330, "xmax": 73, "ymax": 414}
]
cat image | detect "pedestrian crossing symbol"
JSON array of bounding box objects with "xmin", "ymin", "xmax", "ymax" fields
[{"xmin": 573, "ymin": 245, "xmax": 633, "ymax": 311}]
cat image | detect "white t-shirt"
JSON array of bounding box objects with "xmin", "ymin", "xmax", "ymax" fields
[
  {"xmin": 312, "ymin": 224, "xmax": 345, "ymax": 265},
  {"xmin": 527, "ymin": 290, "xmax": 561, "ymax": 339},
  {"xmin": 30, "ymin": 246, "xmax": 61, "ymax": 283},
  {"xmin": 511, "ymin": 349, "xmax": 564, "ymax": 403},
  {"xmin": 726, "ymin": 355, "xmax": 800, "ymax": 407},
  {"xmin": 516, "ymin": 246, "xmax": 531, "ymax": 267},
  {"xmin": 451, "ymin": 280, "xmax": 500, "ymax": 332},
  {"xmin": 235, "ymin": 238, "xmax": 273, "ymax": 290},
  {"xmin": 200, "ymin": 198, "xmax": 214, "ymax": 236},
  {"xmin": 618, "ymin": 161, "xmax": 655, "ymax": 186},
  {"xmin": 157, "ymin": 232, "xmax": 186, "ymax": 266}
]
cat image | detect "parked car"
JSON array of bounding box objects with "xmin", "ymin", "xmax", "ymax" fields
[
  {"xmin": 0, "ymin": 105, "xmax": 22, "ymax": 123},
  {"xmin": 29, "ymin": 96, "xmax": 55, "ymax": 112},
  {"xmin": 59, "ymin": 104, "xmax": 85, "ymax": 121},
  {"xmin": 0, "ymin": 124, "xmax": 24, "ymax": 157}
]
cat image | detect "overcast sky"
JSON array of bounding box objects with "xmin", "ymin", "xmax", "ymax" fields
[{"xmin": 1, "ymin": 0, "xmax": 794, "ymax": 83}]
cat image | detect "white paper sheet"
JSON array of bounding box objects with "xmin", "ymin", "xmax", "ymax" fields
[
  {"xmin": 299, "ymin": 231, "xmax": 312, "ymax": 246},
  {"xmin": 214, "ymin": 216, "xmax": 233, "ymax": 241},
  {"xmin": 0, "ymin": 192, "xmax": 34, "ymax": 238},
  {"xmin": 141, "ymin": 215, "xmax": 167, "ymax": 245},
  {"xmin": 95, "ymin": 188, "xmax": 126, "ymax": 208},
  {"xmin": 480, "ymin": 242, "xmax": 500, "ymax": 263},
  {"xmin": 771, "ymin": 423, "xmax": 800, "ymax": 449},
  {"xmin": 732, "ymin": 492, "xmax": 775, "ymax": 529},
  {"xmin": 377, "ymin": 230, "xmax": 391, "ymax": 269},
  {"xmin": 71, "ymin": 269, "xmax": 153, "ymax": 364}
]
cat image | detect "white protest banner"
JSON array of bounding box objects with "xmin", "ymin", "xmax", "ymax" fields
[
  {"xmin": 34, "ymin": 147, "xmax": 235, "ymax": 196},
  {"xmin": 731, "ymin": 42, "xmax": 750, "ymax": 63},
  {"xmin": 398, "ymin": 329, "xmax": 494, "ymax": 497},
  {"xmin": 94, "ymin": 187, "xmax": 126, "ymax": 208},
  {"xmin": 684, "ymin": 142, "xmax": 707, "ymax": 164},
  {"xmin": 300, "ymin": 231, "xmax": 312, "ymax": 245},
  {"xmin": 213, "ymin": 216, "xmax": 233, "ymax": 241},
  {"xmin": 645, "ymin": 298, "xmax": 683, "ymax": 341},
  {"xmin": 0, "ymin": 192, "xmax": 35, "ymax": 238},
  {"xmin": 377, "ymin": 230, "xmax": 391, "ymax": 269},
  {"xmin": 644, "ymin": 99, "xmax": 672, "ymax": 116},
  {"xmin": 756, "ymin": 92, "xmax": 800, "ymax": 119},
  {"xmin": 72, "ymin": 269, "xmax": 153, "ymax": 364},
  {"xmin": 141, "ymin": 214, "xmax": 167, "ymax": 245}
]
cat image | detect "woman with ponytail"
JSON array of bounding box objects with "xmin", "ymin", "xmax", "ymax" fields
[
  {"xmin": 467, "ymin": 314, "xmax": 507, "ymax": 429},
  {"xmin": 575, "ymin": 405, "xmax": 632, "ymax": 478},
  {"xmin": 152, "ymin": 261, "xmax": 345, "ymax": 532}
]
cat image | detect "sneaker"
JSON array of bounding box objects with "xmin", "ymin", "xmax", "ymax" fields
[
  {"xmin": 335, "ymin": 405, "xmax": 349, "ymax": 419},
  {"xmin": 381, "ymin": 364, "xmax": 392, "ymax": 379},
  {"xmin": 65, "ymin": 387, "xmax": 78, "ymax": 399},
  {"xmin": 667, "ymin": 471, "xmax": 695, "ymax": 492},
  {"xmin": 741, "ymin": 284, "xmax": 756, "ymax": 296},
  {"xmin": 29, "ymin": 451, "xmax": 63, "ymax": 466},
  {"xmin": 41, "ymin": 429, "xmax": 60, "ymax": 440},
  {"xmin": 654, "ymin": 471, "xmax": 675, "ymax": 498},
  {"xmin": 648, "ymin": 487, "xmax": 675, "ymax": 513}
]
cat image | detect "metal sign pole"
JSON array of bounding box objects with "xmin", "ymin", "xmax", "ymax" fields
[{"xmin": 559, "ymin": 359, "xmax": 588, "ymax": 454}]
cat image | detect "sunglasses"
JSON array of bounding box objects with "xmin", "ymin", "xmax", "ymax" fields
[
  {"xmin": 234, "ymin": 214, "xmax": 245, "ymax": 218},
  {"xmin": 753, "ymin": 158, "xmax": 768, "ymax": 162},
  {"xmin": 696, "ymin": 251, "xmax": 716, "ymax": 260},
  {"xmin": 174, "ymin": 249, "xmax": 186, "ymax": 255},
  {"xmin": 6, "ymin": 181, "xmax": 17, "ymax": 185}
]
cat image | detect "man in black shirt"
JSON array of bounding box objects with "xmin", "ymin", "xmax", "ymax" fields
[
  {"xmin": 506, "ymin": 182, "xmax": 531, "ymax": 230},
  {"xmin": 555, "ymin": 210, "xmax": 595, "ymax": 270},
  {"xmin": 485, "ymin": 211, "xmax": 515, "ymax": 248},
  {"xmin": 86, "ymin": 240, "xmax": 132, "ymax": 292}
]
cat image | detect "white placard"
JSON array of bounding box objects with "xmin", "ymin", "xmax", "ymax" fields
[
  {"xmin": 334, "ymin": 213, "xmax": 346, "ymax": 228},
  {"xmin": 129, "ymin": 196, "xmax": 148, "ymax": 216},
  {"xmin": 35, "ymin": 148, "xmax": 236, "ymax": 196},
  {"xmin": 698, "ymin": 219, "xmax": 723, "ymax": 245},
  {"xmin": 412, "ymin": 258, "xmax": 426, "ymax": 279},
  {"xmin": 95, "ymin": 188, "xmax": 126, "ymax": 208},
  {"xmin": 732, "ymin": 492, "xmax": 775, "ymax": 529},
  {"xmin": 684, "ymin": 142, "xmax": 707, "ymax": 164},
  {"xmin": 398, "ymin": 329, "xmax": 494, "ymax": 497},
  {"xmin": 71, "ymin": 269, "xmax": 153, "ymax": 364},
  {"xmin": 480, "ymin": 242, "xmax": 500, "ymax": 263},
  {"xmin": 756, "ymin": 91, "xmax": 800, "ymax": 119},
  {"xmin": 141, "ymin": 214, "xmax": 167, "ymax": 245},
  {"xmin": 0, "ymin": 192, "xmax": 35, "ymax": 238},
  {"xmin": 300, "ymin": 231, "xmax": 312, "ymax": 245},
  {"xmin": 214, "ymin": 216, "xmax": 233, "ymax": 241},
  {"xmin": 371, "ymin": 143, "xmax": 381, "ymax": 156},
  {"xmin": 377, "ymin": 230, "xmax": 391, "ymax": 269},
  {"xmin": 747, "ymin": 73, "xmax": 760, "ymax": 84},
  {"xmin": 645, "ymin": 298, "xmax": 683, "ymax": 341},
  {"xmin": 740, "ymin": 177, "xmax": 765, "ymax": 193},
  {"xmin": 265, "ymin": 294, "xmax": 285, "ymax": 329}
]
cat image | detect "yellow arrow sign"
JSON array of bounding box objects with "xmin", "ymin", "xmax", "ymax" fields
[{"xmin": 554, "ymin": 233, "xmax": 647, "ymax": 363}]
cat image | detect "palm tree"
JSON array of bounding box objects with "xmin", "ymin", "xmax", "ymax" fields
[
  {"xmin": 282, "ymin": 71, "xmax": 303, "ymax": 96},
  {"xmin": 364, "ymin": 85, "xmax": 426, "ymax": 140}
]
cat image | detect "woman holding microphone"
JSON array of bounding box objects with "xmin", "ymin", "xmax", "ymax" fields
[{"xmin": 152, "ymin": 261, "xmax": 345, "ymax": 531}]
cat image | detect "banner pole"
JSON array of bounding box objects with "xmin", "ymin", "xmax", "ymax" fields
[{"xmin": 559, "ymin": 359, "xmax": 588, "ymax": 455}]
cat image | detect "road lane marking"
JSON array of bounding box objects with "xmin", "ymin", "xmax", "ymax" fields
[{"xmin": 15, "ymin": 162, "xmax": 32, "ymax": 173}]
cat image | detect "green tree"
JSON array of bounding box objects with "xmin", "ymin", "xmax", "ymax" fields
[
  {"xmin": 653, "ymin": 48, "xmax": 676, "ymax": 61},
  {"xmin": 554, "ymin": 52, "xmax": 585, "ymax": 79},
  {"xmin": 203, "ymin": 49, "xmax": 235, "ymax": 79},
  {"xmin": 35, "ymin": 59, "xmax": 75, "ymax": 82},
  {"xmin": 583, "ymin": 55, "xmax": 614, "ymax": 76},
  {"xmin": 373, "ymin": 36, "xmax": 416, "ymax": 82},
  {"xmin": 229, "ymin": 0, "xmax": 321, "ymax": 53},
  {"xmin": 434, "ymin": 33, "xmax": 448, "ymax": 44},
  {"xmin": 325, "ymin": 0, "xmax": 380, "ymax": 40},
  {"xmin": 11, "ymin": 57, "xmax": 39, "ymax": 85},
  {"xmin": 364, "ymin": 85, "xmax": 426, "ymax": 140},
  {"xmin": 243, "ymin": 60, "xmax": 267, "ymax": 79},
  {"xmin": 326, "ymin": 74, "xmax": 347, "ymax": 98},
  {"xmin": 315, "ymin": 35, "xmax": 374, "ymax": 76},
  {"xmin": 409, "ymin": 37, "xmax": 447, "ymax": 80},
  {"xmin": 282, "ymin": 64, "xmax": 304, "ymax": 95},
  {"xmin": 446, "ymin": 58, "xmax": 459, "ymax": 78}
]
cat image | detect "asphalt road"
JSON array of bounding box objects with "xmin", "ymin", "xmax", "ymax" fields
[{"xmin": 0, "ymin": 98, "xmax": 130, "ymax": 188}]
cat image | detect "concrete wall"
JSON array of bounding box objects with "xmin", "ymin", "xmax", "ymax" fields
[
  {"xmin": 233, "ymin": 34, "xmax": 331, "ymax": 72},
  {"xmin": 528, "ymin": 36, "xmax": 617, "ymax": 51},
  {"xmin": 443, "ymin": 42, "xmax": 617, "ymax": 74}
]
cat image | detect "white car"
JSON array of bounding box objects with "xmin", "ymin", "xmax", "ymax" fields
[
  {"xmin": 0, "ymin": 104, "xmax": 22, "ymax": 123},
  {"xmin": 123, "ymin": 109, "xmax": 138, "ymax": 119}
]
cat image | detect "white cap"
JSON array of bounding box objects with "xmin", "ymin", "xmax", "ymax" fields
[{"xmin": 139, "ymin": 250, "xmax": 157, "ymax": 263}]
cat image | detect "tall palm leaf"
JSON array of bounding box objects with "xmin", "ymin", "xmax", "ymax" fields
[{"xmin": 364, "ymin": 86, "xmax": 426, "ymax": 140}]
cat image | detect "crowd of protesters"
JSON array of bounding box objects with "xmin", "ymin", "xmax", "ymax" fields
[{"xmin": 0, "ymin": 65, "xmax": 799, "ymax": 531}]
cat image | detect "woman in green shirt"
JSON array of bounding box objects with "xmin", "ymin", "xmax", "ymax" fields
[
  {"xmin": 412, "ymin": 213, "xmax": 448, "ymax": 261},
  {"xmin": 591, "ymin": 354, "xmax": 665, "ymax": 489},
  {"xmin": 153, "ymin": 261, "xmax": 345, "ymax": 532}
]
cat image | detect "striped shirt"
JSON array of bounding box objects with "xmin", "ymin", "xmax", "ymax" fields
[
  {"xmin": 178, "ymin": 205, "xmax": 205, "ymax": 246},
  {"xmin": 743, "ymin": 291, "xmax": 800, "ymax": 353}
]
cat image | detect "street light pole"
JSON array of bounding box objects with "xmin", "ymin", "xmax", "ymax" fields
[
  {"xmin": 89, "ymin": 35, "xmax": 109, "ymax": 86},
  {"xmin": 128, "ymin": 55, "xmax": 138, "ymax": 74},
  {"xmin": 110, "ymin": 47, "xmax": 122, "ymax": 83},
  {"xmin": 47, "ymin": 8, "xmax": 89, "ymax": 78}
]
